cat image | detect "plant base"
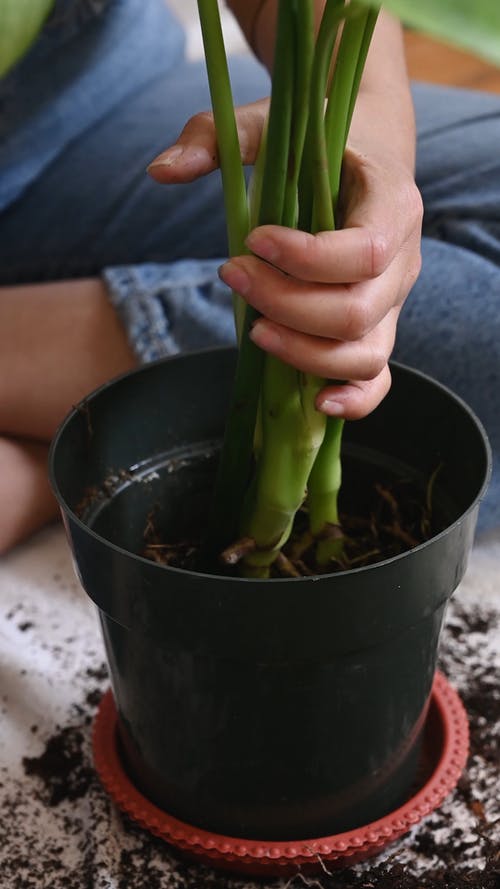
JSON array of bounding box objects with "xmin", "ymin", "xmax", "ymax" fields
[{"xmin": 92, "ymin": 671, "xmax": 468, "ymax": 878}]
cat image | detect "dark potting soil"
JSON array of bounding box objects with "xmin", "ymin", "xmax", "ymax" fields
[
  {"xmin": 76, "ymin": 448, "xmax": 445, "ymax": 577},
  {"xmin": 141, "ymin": 473, "xmax": 440, "ymax": 577},
  {"xmin": 22, "ymin": 725, "xmax": 94, "ymax": 807},
  {"xmin": 1, "ymin": 601, "xmax": 498, "ymax": 889}
]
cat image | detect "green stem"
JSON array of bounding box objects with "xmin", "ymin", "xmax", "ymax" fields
[
  {"xmin": 198, "ymin": 0, "xmax": 379, "ymax": 572},
  {"xmin": 238, "ymin": 1, "xmax": 327, "ymax": 577},
  {"xmin": 197, "ymin": 0, "xmax": 265, "ymax": 552},
  {"xmin": 308, "ymin": 0, "xmax": 345, "ymax": 233},
  {"xmin": 306, "ymin": 5, "xmax": 379, "ymax": 562},
  {"xmin": 325, "ymin": 4, "xmax": 380, "ymax": 215},
  {"xmin": 297, "ymin": 127, "xmax": 314, "ymax": 233},
  {"xmin": 247, "ymin": 122, "xmax": 268, "ymax": 230},
  {"xmin": 299, "ymin": 0, "xmax": 346, "ymax": 566},
  {"xmin": 197, "ymin": 0, "xmax": 249, "ymax": 256},
  {"xmin": 258, "ymin": 0, "xmax": 295, "ymax": 225},
  {"xmin": 206, "ymin": 327, "xmax": 265, "ymax": 554},
  {"xmin": 228, "ymin": 0, "xmax": 297, "ymax": 571},
  {"xmin": 345, "ymin": 7, "xmax": 380, "ymax": 138},
  {"xmin": 307, "ymin": 416, "xmax": 345, "ymax": 566},
  {"xmin": 282, "ymin": 0, "xmax": 315, "ymax": 225},
  {"xmin": 240, "ymin": 362, "xmax": 326, "ymax": 577}
]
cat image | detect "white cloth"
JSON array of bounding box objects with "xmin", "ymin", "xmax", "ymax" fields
[{"xmin": 0, "ymin": 525, "xmax": 499, "ymax": 887}]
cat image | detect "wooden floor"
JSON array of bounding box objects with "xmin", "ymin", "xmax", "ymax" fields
[{"xmin": 404, "ymin": 31, "xmax": 500, "ymax": 93}]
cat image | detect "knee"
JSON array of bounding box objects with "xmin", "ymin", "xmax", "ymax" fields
[{"xmin": 0, "ymin": 437, "xmax": 59, "ymax": 555}]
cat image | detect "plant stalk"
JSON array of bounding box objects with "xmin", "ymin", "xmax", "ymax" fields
[
  {"xmin": 232, "ymin": 0, "xmax": 371, "ymax": 575},
  {"xmin": 308, "ymin": 0, "xmax": 345, "ymax": 233},
  {"xmin": 238, "ymin": 0, "xmax": 328, "ymax": 577},
  {"xmin": 240, "ymin": 362, "xmax": 326, "ymax": 576},
  {"xmin": 305, "ymin": 3, "xmax": 380, "ymax": 565},
  {"xmin": 197, "ymin": 0, "xmax": 265, "ymax": 552},
  {"xmin": 325, "ymin": 4, "xmax": 380, "ymax": 214}
]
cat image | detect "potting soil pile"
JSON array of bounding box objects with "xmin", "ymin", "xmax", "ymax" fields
[{"xmin": 0, "ymin": 525, "xmax": 499, "ymax": 888}]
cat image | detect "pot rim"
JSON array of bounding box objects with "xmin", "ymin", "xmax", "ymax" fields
[{"xmin": 48, "ymin": 348, "xmax": 492, "ymax": 585}]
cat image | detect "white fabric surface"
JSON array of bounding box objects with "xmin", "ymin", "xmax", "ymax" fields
[{"xmin": 0, "ymin": 524, "xmax": 498, "ymax": 888}]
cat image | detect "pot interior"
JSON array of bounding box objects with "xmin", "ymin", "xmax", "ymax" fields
[
  {"xmin": 79, "ymin": 438, "xmax": 453, "ymax": 563},
  {"xmin": 51, "ymin": 349, "xmax": 489, "ymax": 564}
]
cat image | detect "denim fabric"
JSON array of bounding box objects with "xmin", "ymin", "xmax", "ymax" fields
[
  {"xmin": 0, "ymin": 11, "xmax": 498, "ymax": 532},
  {"xmin": 0, "ymin": 52, "xmax": 269, "ymax": 282},
  {"xmin": 104, "ymin": 260, "xmax": 235, "ymax": 361},
  {"xmin": 392, "ymin": 84, "xmax": 500, "ymax": 532},
  {"xmin": 0, "ymin": 0, "xmax": 185, "ymax": 212}
]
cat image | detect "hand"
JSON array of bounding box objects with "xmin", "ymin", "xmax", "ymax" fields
[
  {"xmin": 148, "ymin": 101, "xmax": 423, "ymax": 420},
  {"xmin": 147, "ymin": 99, "xmax": 269, "ymax": 182}
]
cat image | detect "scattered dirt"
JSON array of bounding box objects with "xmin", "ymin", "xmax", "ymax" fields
[
  {"xmin": 1, "ymin": 606, "xmax": 497, "ymax": 888},
  {"xmin": 22, "ymin": 726, "xmax": 94, "ymax": 808}
]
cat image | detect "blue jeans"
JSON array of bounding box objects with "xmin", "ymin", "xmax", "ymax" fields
[
  {"xmin": 393, "ymin": 85, "xmax": 500, "ymax": 532},
  {"xmin": 1, "ymin": 1, "xmax": 499, "ymax": 531}
]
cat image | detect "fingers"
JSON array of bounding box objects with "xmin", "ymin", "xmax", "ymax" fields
[
  {"xmin": 147, "ymin": 99, "xmax": 268, "ymax": 184},
  {"xmin": 249, "ymin": 306, "xmax": 399, "ymax": 386},
  {"xmin": 250, "ymin": 316, "xmax": 394, "ymax": 420},
  {"xmin": 340, "ymin": 147, "xmax": 423, "ymax": 236},
  {"xmin": 246, "ymin": 224, "xmax": 394, "ymax": 283},
  {"xmin": 147, "ymin": 116, "xmax": 421, "ymax": 425},
  {"xmin": 316, "ymin": 365, "xmax": 393, "ymax": 420},
  {"xmin": 245, "ymin": 150, "xmax": 422, "ymax": 285},
  {"xmin": 219, "ymin": 240, "xmax": 411, "ymax": 424},
  {"xmin": 219, "ymin": 255, "xmax": 405, "ymax": 341}
]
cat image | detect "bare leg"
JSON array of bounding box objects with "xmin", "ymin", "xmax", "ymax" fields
[
  {"xmin": 0, "ymin": 438, "xmax": 58, "ymax": 554},
  {"xmin": 0, "ymin": 279, "xmax": 136, "ymax": 553}
]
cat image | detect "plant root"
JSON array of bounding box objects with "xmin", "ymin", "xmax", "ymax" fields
[
  {"xmin": 220, "ymin": 536, "xmax": 256, "ymax": 566},
  {"xmin": 140, "ymin": 469, "xmax": 440, "ymax": 577},
  {"xmin": 274, "ymin": 551, "xmax": 303, "ymax": 577}
]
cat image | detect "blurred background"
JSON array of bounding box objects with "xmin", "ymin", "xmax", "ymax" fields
[{"xmin": 167, "ymin": 0, "xmax": 500, "ymax": 93}]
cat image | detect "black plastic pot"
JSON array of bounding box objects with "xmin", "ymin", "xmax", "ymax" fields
[{"xmin": 49, "ymin": 348, "xmax": 490, "ymax": 841}]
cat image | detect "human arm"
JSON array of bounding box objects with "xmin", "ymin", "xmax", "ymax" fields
[{"xmin": 225, "ymin": 0, "xmax": 324, "ymax": 69}]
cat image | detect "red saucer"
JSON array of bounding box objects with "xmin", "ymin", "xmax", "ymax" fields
[{"xmin": 92, "ymin": 671, "xmax": 468, "ymax": 876}]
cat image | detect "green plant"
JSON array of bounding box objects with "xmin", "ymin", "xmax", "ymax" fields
[
  {"xmin": 0, "ymin": 0, "xmax": 54, "ymax": 78},
  {"xmin": 197, "ymin": 0, "xmax": 500, "ymax": 578},
  {"xmin": 2, "ymin": 0, "xmax": 497, "ymax": 578},
  {"xmin": 199, "ymin": 0, "xmax": 379, "ymax": 577},
  {"xmin": 365, "ymin": 0, "xmax": 500, "ymax": 65}
]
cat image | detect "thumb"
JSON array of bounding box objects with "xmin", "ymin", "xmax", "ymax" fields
[{"xmin": 147, "ymin": 98, "xmax": 268, "ymax": 184}]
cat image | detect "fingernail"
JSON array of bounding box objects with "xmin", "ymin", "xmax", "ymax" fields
[
  {"xmin": 249, "ymin": 320, "xmax": 282, "ymax": 352},
  {"xmin": 316, "ymin": 397, "xmax": 345, "ymax": 416},
  {"xmin": 218, "ymin": 261, "xmax": 251, "ymax": 296},
  {"xmin": 147, "ymin": 145, "xmax": 184, "ymax": 169},
  {"xmin": 246, "ymin": 232, "xmax": 279, "ymax": 263}
]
